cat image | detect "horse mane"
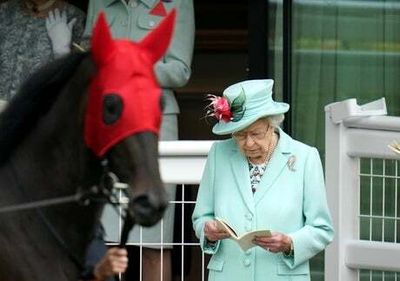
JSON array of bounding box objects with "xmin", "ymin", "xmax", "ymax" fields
[{"xmin": 0, "ymin": 52, "xmax": 90, "ymax": 166}]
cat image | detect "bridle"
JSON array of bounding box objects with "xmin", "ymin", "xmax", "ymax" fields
[
  {"xmin": 0, "ymin": 160, "xmax": 129, "ymax": 213},
  {"xmin": 98, "ymin": 159, "xmax": 136, "ymax": 247},
  {"xmin": 0, "ymin": 158, "xmax": 135, "ymax": 270}
]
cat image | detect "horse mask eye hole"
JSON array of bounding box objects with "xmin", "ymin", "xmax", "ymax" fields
[{"xmin": 103, "ymin": 94, "xmax": 123, "ymax": 125}]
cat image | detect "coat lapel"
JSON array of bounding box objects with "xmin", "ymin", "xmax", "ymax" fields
[
  {"xmin": 230, "ymin": 150, "xmax": 255, "ymax": 215},
  {"xmin": 254, "ymin": 128, "xmax": 293, "ymax": 205}
]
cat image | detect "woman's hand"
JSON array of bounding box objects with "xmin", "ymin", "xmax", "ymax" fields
[
  {"xmin": 204, "ymin": 220, "xmax": 231, "ymax": 242},
  {"xmin": 253, "ymin": 232, "xmax": 292, "ymax": 253},
  {"xmin": 93, "ymin": 247, "xmax": 128, "ymax": 281},
  {"xmin": 46, "ymin": 9, "xmax": 76, "ymax": 57}
]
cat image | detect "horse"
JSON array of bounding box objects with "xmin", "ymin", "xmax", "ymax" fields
[{"xmin": 0, "ymin": 11, "xmax": 176, "ymax": 281}]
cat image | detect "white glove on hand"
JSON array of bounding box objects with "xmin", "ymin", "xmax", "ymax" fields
[{"xmin": 46, "ymin": 9, "xmax": 77, "ymax": 58}]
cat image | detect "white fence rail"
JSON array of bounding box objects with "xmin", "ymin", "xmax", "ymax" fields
[
  {"xmin": 325, "ymin": 98, "xmax": 400, "ymax": 281},
  {"xmin": 159, "ymin": 141, "xmax": 214, "ymax": 184}
]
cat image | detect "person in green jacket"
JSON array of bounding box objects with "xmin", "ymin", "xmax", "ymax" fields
[
  {"xmin": 192, "ymin": 79, "xmax": 334, "ymax": 281},
  {"xmin": 83, "ymin": 1, "xmax": 195, "ymax": 281}
]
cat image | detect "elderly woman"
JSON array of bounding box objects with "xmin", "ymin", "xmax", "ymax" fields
[{"xmin": 192, "ymin": 79, "xmax": 334, "ymax": 281}]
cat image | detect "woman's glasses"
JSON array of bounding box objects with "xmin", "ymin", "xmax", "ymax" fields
[{"xmin": 232, "ymin": 127, "xmax": 269, "ymax": 142}]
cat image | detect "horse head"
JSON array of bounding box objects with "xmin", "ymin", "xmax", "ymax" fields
[
  {"xmin": 0, "ymin": 10, "xmax": 176, "ymax": 281},
  {"xmin": 84, "ymin": 12, "xmax": 176, "ymax": 226}
]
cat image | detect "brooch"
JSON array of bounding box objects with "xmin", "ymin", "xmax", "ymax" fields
[{"xmin": 287, "ymin": 155, "xmax": 296, "ymax": 171}]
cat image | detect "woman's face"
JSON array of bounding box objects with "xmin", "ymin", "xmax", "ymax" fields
[{"xmin": 233, "ymin": 118, "xmax": 273, "ymax": 163}]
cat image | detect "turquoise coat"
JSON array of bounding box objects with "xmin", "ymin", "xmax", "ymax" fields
[
  {"xmin": 192, "ymin": 128, "xmax": 334, "ymax": 281},
  {"xmin": 83, "ymin": 0, "xmax": 195, "ymax": 115}
]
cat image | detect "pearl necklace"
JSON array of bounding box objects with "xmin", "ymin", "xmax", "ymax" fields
[
  {"xmin": 248, "ymin": 133, "xmax": 278, "ymax": 193},
  {"xmin": 247, "ymin": 132, "xmax": 278, "ymax": 165},
  {"xmin": 265, "ymin": 132, "xmax": 277, "ymax": 163}
]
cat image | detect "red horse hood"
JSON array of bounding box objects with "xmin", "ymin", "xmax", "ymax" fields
[{"xmin": 84, "ymin": 10, "xmax": 176, "ymax": 158}]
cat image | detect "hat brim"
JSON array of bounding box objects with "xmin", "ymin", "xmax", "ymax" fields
[{"xmin": 212, "ymin": 102, "xmax": 289, "ymax": 135}]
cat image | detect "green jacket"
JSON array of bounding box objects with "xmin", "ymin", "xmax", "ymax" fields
[
  {"xmin": 192, "ymin": 128, "xmax": 334, "ymax": 281},
  {"xmin": 83, "ymin": 0, "xmax": 195, "ymax": 114}
]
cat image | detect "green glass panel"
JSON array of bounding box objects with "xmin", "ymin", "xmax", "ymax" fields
[
  {"xmin": 397, "ymin": 162, "xmax": 400, "ymax": 177},
  {"xmin": 372, "ymin": 177, "xmax": 383, "ymax": 216},
  {"xmin": 384, "ymin": 178, "xmax": 396, "ymax": 217},
  {"xmin": 360, "ymin": 217, "xmax": 371, "ymax": 240},
  {"xmin": 383, "ymin": 271, "xmax": 397, "ymax": 281},
  {"xmin": 360, "ymin": 176, "xmax": 371, "ymax": 215},
  {"xmin": 371, "ymin": 270, "xmax": 383, "ymax": 281},
  {"xmin": 383, "ymin": 219, "xmax": 395, "ymax": 243},
  {"xmin": 371, "ymin": 218, "xmax": 383, "ymax": 241},
  {"xmin": 397, "ymin": 222, "xmax": 400, "ymax": 243},
  {"xmin": 359, "ymin": 269, "xmax": 371, "ymax": 281},
  {"xmin": 360, "ymin": 158, "xmax": 371, "ymax": 175},
  {"xmin": 385, "ymin": 160, "xmax": 396, "ymax": 177},
  {"xmin": 372, "ymin": 160, "xmax": 384, "ymax": 177}
]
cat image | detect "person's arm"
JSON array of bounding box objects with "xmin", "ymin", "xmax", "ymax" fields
[
  {"xmin": 154, "ymin": 0, "xmax": 195, "ymax": 88},
  {"xmin": 281, "ymin": 147, "xmax": 334, "ymax": 268},
  {"xmin": 92, "ymin": 248, "xmax": 128, "ymax": 281},
  {"xmin": 80, "ymin": 247, "xmax": 128, "ymax": 281},
  {"xmin": 80, "ymin": 224, "xmax": 128, "ymax": 281},
  {"xmin": 192, "ymin": 143, "xmax": 222, "ymax": 254}
]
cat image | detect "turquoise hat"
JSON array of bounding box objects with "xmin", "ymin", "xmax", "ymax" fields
[{"xmin": 212, "ymin": 79, "xmax": 289, "ymax": 135}]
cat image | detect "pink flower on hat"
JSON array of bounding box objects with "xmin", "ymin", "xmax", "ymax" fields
[
  {"xmin": 207, "ymin": 95, "xmax": 233, "ymax": 122},
  {"xmin": 206, "ymin": 88, "xmax": 246, "ymax": 123}
]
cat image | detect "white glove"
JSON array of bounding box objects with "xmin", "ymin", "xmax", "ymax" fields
[{"xmin": 46, "ymin": 8, "xmax": 77, "ymax": 58}]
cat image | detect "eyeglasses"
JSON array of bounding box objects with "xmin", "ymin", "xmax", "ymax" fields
[{"xmin": 232, "ymin": 127, "xmax": 269, "ymax": 142}]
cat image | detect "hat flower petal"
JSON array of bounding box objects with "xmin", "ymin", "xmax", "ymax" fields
[
  {"xmin": 206, "ymin": 89, "xmax": 246, "ymax": 123},
  {"xmin": 206, "ymin": 95, "xmax": 232, "ymax": 122}
]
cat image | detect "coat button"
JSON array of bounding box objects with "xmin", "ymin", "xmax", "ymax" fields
[
  {"xmin": 245, "ymin": 249, "xmax": 251, "ymax": 256},
  {"xmin": 245, "ymin": 213, "xmax": 252, "ymax": 221},
  {"xmin": 243, "ymin": 258, "xmax": 251, "ymax": 267},
  {"xmin": 121, "ymin": 20, "xmax": 128, "ymax": 26},
  {"xmin": 149, "ymin": 21, "xmax": 155, "ymax": 27}
]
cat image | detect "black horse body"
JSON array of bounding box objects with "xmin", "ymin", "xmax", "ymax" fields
[{"xmin": 0, "ymin": 52, "xmax": 166, "ymax": 280}]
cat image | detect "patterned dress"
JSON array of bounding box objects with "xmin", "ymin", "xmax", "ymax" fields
[
  {"xmin": 0, "ymin": 0, "xmax": 85, "ymax": 100},
  {"xmin": 248, "ymin": 161, "xmax": 268, "ymax": 193}
]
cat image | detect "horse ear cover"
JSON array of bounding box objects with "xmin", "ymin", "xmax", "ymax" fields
[
  {"xmin": 85, "ymin": 10, "xmax": 176, "ymax": 158},
  {"xmin": 91, "ymin": 12, "xmax": 115, "ymax": 66},
  {"xmin": 139, "ymin": 9, "xmax": 176, "ymax": 64}
]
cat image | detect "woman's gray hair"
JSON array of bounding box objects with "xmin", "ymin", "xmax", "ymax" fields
[{"xmin": 262, "ymin": 114, "xmax": 285, "ymax": 127}]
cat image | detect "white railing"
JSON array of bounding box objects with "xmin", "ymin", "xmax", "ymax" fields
[
  {"xmin": 159, "ymin": 141, "xmax": 214, "ymax": 185},
  {"xmin": 325, "ymin": 98, "xmax": 400, "ymax": 281}
]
